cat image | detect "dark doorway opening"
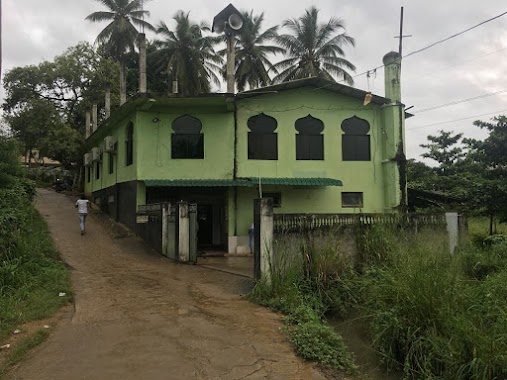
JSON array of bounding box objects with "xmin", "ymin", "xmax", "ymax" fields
[
  {"xmin": 146, "ymin": 186, "xmax": 228, "ymax": 251},
  {"xmin": 198, "ymin": 204, "xmax": 213, "ymax": 246}
]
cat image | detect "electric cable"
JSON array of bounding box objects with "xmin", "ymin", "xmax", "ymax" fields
[
  {"xmin": 415, "ymin": 90, "xmax": 507, "ymax": 114},
  {"xmin": 407, "ymin": 109, "xmax": 507, "ymax": 131}
]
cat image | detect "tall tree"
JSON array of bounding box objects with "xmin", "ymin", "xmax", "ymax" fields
[
  {"xmin": 465, "ymin": 116, "xmax": 507, "ymax": 232},
  {"xmin": 5, "ymin": 99, "xmax": 63, "ymax": 166},
  {"xmin": 2, "ymin": 43, "xmax": 119, "ymax": 131},
  {"xmin": 152, "ymin": 11, "xmax": 222, "ymax": 95},
  {"xmin": 86, "ymin": 0, "xmax": 154, "ymax": 104},
  {"xmin": 222, "ymin": 11, "xmax": 283, "ymax": 91},
  {"xmin": 420, "ymin": 130, "xmax": 465, "ymax": 175},
  {"xmin": 273, "ymin": 6, "xmax": 355, "ymax": 84}
]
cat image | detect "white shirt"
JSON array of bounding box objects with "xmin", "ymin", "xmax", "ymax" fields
[{"xmin": 76, "ymin": 199, "xmax": 90, "ymax": 214}]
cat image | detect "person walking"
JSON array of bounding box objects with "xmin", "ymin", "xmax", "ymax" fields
[{"xmin": 75, "ymin": 195, "xmax": 90, "ymax": 235}]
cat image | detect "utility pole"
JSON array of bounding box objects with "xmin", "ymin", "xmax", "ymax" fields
[{"xmin": 394, "ymin": 6, "xmax": 412, "ymax": 57}]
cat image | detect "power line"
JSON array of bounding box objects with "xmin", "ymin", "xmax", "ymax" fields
[
  {"xmin": 415, "ymin": 90, "xmax": 507, "ymax": 114},
  {"xmin": 403, "ymin": 10, "xmax": 507, "ymax": 60},
  {"xmin": 405, "ymin": 46, "xmax": 507, "ymax": 83},
  {"xmin": 308, "ymin": 9, "xmax": 507, "ymax": 92},
  {"xmin": 407, "ymin": 109, "xmax": 507, "ymax": 131}
]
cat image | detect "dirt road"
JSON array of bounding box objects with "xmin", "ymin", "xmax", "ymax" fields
[{"xmin": 6, "ymin": 189, "xmax": 325, "ymax": 380}]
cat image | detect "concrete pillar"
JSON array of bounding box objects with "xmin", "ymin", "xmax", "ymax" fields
[
  {"xmin": 161, "ymin": 203, "xmax": 168, "ymax": 256},
  {"xmin": 119, "ymin": 63, "xmax": 127, "ymax": 106},
  {"xmin": 259, "ymin": 198, "xmax": 274, "ymax": 283},
  {"xmin": 383, "ymin": 51, "xmax": 401, "ymax": 103},
  {"xmin": 458, "ymin": 214, "xmax": 468, "ymax": 244},
  {"xmin": 85, "ymin": 111, "xmax": 91, "ymax": 138},
  {"xmin": 382, "ymin": 51, "xmax": 406, "ymax": 210},
  {"xmin": 105, "ymin": 85, "xmax": 111, "ymax": 119},
  {"xmin": 92, "ymin": 104, "xmax": 98, "ymax": 133},
  {"xmin": 226, "ymin": 35, "xmax": 236, "ymax": 93},
  {"xmin": 139, "ymin": 33, "xmax": 147, "ymax": 94},
  {"xmin": 446, "ymin": 212, "xmax": 458, "ymax": 255},
  {"xmin": 178, "ymin": 202, "xmax": 190, "ymax": 262}
]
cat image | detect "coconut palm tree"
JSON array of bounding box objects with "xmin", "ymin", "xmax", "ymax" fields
[
  {"xmin": 273, "ymin": 6, "xmax": 356, "ymax": 85},
  {"xmin": 222, "ymin": 11, "xmax": 284, "ymax": 92},
  {"xmin": 86, "ymin": 0, "xmax": 154, "ymax": 104},
  {"xmin": 152, "ymin": 11, "xmax": 222, "ymax": 95}
]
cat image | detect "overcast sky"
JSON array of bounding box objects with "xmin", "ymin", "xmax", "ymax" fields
[{"xmin": 2, "ymin": 0, "xmax": 507, "ymax": 161}]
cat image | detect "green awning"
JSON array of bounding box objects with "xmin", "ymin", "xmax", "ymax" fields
[
  {"xmin": 246, "ymin": 177, "xmax": 343, "ymax": 186},
  {"xmin": 144, "ymin": 177, "xmax": 342, "ymax": 187},
  {"xmin": 144, "ymin": 179, "xmax": 251, "ymax": 187}
]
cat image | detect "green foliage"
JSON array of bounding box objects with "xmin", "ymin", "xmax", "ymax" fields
[
  {"xmin": 0, "ymin": 329, "xmax": 50, "ymax": 377},
  {"xmin": 152, "ymin": 11, "xmax": 223, "ymax": 95},
  {"xmin": 420, "ymin": 130, "xmax": 465, "ymax": 173},
  {"xmin": 273, "ymin": 6, "xmax": 356, "ymax": 84},
  {"xmin": 86, "ymin": 0, "xmax": 154, "ymax": 61},
  {"xmin": 224, "ymin": 11, "xmax": 284, "ymax": 91},
  {"xmin": 355, "ymin": 225, "xmax": 507, "ymax": 379},
  {"xmin": 0, "ymin": 135, "xmax": 71, "ymax": 344},
  {"xmin": 288, "ymin": 320, "xmax": 355, "ymax": 371},
  {"xmin": 412, "ymin": 116, "xmax": 507, "ymax": 229},
  {"xmin": 251, "ymin": 230, "xmax": 357, "ymax": 373}
]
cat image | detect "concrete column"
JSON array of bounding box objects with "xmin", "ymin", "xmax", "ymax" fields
[
  {"xmin": 85, "ymin": 111, "xmax": 91, "ymax": 138},
  {"xmin": 260, "ymin": 198, "xmax": 274, "ymax": 283},
  {"xmin": 383, "ymin": 51, "xmax": 401, "ymax": 103},
  {"xmin": 119, "ymin": 63, "xmax": 127, "ymax": 106},
  {"xmin": 139, "ymin": 33, "xmax": 147, "ymax": 94},
  {"xmin": 178, "ymin": 202, "xmax": 190, "ymax": 263},
  {"xmin": 92, "ymin": 104, "xmax": 98, "ymax": 133},
  {"xmin": 382, "ymin": 51, "xmax": 406, "ymax": 210},
  {"xmin": 446, "ymin": 212, "xmax": 458, "ymax": 255},
  {"xmin": 105, "ymin": 85, "xmax": 111, "ymax": 119},
  {"xmin": 458, "ymin": 214, "xmax": 468, "ymax": 244},
  {"xmin": 226, "ymin": 35, "xmax": 236, "ymax": 93}
]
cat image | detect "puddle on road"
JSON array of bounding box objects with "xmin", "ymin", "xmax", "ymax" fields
[{"xmin": 331, "ymin": 315, "xmax": 402, "ymax": 380}]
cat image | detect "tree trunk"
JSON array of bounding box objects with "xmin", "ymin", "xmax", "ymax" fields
[{"xmin": 119, "ymin": 63, "xmax": 127, "ymax": 106}]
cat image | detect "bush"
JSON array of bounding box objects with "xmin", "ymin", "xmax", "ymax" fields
[
  {"xmin": 356, "ymin": 225, "xmax": 507, "ymax": 379},
  {"xmin": 251, "ymin": 229, "xmax": 357, "ymax": 374}
]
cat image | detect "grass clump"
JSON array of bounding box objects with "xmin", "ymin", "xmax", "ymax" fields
[
  {"xmin": 251, "ymin": 229, "xmax": 358, "ymax": 374},
  {"xmin": 0, "ymin": 136, "xmax": 71, "ymax": 343},
  {"xmin": 355, "ymin": 225, "xmax": 507, "ymax": 379},
  {"xmin": 0, "ymin": 329, "xmax": 50, "ymax": 378}
]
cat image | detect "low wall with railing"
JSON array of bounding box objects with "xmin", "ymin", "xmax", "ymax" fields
[{"xmin": 273, "ymin": 213, "xmax": 448, "ymax": 234}]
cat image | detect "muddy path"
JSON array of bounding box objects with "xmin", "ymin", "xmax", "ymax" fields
[{"xmin": 6, "ymin": 189, "xmax": 325, "ymax": 380}]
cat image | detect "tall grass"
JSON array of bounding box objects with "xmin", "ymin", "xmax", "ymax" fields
[
  {"xmin": 251, "ymin": 228, "xmax": 358, "ymax": 373},
  {"xmin": 0, "ymin": 136, "xmax": 71, "ymax": 343},
  {"xmin": 356, "ymin": 225, "xmax": 507, "ymax": 379}
]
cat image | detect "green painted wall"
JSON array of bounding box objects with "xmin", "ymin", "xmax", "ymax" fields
[
  {"xmin": 234, "ymin": 88, "xmax": 391, "ymax": 234},
  {"xmin": 84, "ymin": 115, "xmax": 137, "ymax": 195},
  {"xmin": 83, "ymin": 88, "xmax": 405, "ymax": 240},
  {"xmin": 135, "ymin": 111, "xmax": 235, "ymax": 182}
]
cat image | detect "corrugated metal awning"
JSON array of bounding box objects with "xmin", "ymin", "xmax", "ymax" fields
[
  {"xmin": 144, "ymin": 179, "xmax": 250, "ymax": 187},
  {"xmin": 246, "ymin": 177, "xmax": 342, "ymax": 186},
  {"xmin": 144, "ymin": 177, "xmax": 342, "ymax": 187}
]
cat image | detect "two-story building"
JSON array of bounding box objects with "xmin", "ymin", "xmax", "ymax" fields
[{"xmin": 84, "ymin": 51, "xmax": 406, "ymax": 254}]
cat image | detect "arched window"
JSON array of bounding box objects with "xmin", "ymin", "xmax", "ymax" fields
[
  {"xmin": 125, "ymin": 122, "xmax": 134, "ymax": 166},
  {"xmin": 171, "ymin": 115, "xmax": 204, "ymax": 159},
  {"xmin": 248, "ymin": 113, "xmax": 278, "ymax": 160},
  {"xmin": 341, "ymin": 116, "xmax": 371, "ymax": 161},
  {"xmin": 295, "ymin": 115, "xmax": 324, "ymax": 160}
]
